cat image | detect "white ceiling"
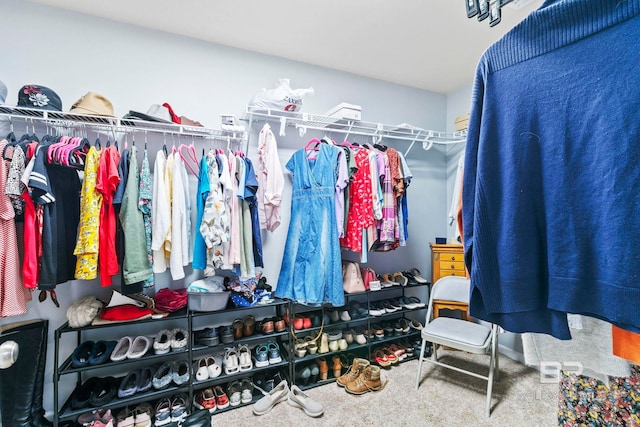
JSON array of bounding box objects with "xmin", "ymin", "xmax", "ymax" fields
[{"xmin": 29, "ymin": 0, "xmax": 543, "ymax": 94}]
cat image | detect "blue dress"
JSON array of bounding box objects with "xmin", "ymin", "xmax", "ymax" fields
[{"xmin": 275, "ymin": 144, "xmax": 344, "ymax": 307}]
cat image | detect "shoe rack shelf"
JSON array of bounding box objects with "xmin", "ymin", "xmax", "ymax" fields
[
  {"xmin": 52, "ymin": 300, "xmax": 290, "ymax": 426},
  {"xmin": 53, "ymin": 308, "xmax": 191, "ymax": 425},
  {"xmin": 288, "ymin": 283, "xmax": 429, "ymax": 390},
  {"xmin": 189, "ymin": 299, "xmax": 290, "ymax": 393}
]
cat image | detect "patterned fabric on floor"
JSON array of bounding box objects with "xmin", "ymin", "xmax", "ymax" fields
[{"xmin": 558, "ymin": 365, "xmax": 640, "ymax": 426}]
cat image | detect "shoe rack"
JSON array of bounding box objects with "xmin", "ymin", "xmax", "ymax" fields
[
  {"xmin": 52, "ymin": 299, "xmax": 290, "ymax": 426},
  {"xmin": 53, "ymin": 309, "xmax": 191, "ymax": 426},
  {"xmin": 189, "ymin": 299, "xmax": 290, "ymax": 414},
  {"xmin": 287, "ymin": 282, "xmax": 429, "ymax": 390}
]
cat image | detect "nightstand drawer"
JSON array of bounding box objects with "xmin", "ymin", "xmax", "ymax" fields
[
  {"xmin": 439, "ymin": 269, "xmax": 466, "ymax": 278},
  {"xmin": 439, "ymin": 260, "xmax": 465, "ymax": 271},
  {"xmin": 436, "ymin": 252, "xmax": 464, "ymax": 262}
]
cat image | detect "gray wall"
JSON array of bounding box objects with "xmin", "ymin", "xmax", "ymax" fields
[{"xmin": 0, "ymin": 0, "xmax": 464, "ymax": 416}]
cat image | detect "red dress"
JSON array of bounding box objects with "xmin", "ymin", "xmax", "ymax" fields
[
  {"xmin": 341, "ymin": 148, "xmax": 374, "ymax": 253},
  {"xmin": 95, "ymin": 146, "xmax": 121, "ymax": 286}
]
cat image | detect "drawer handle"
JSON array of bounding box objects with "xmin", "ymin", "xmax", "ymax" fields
[
  {"xmin": 450, "ymin": 256, "xmax": 455, "ymax": 260},
  {"xmin": 450, "ymin": 264, "xmax": 455, "ymax": 269}
]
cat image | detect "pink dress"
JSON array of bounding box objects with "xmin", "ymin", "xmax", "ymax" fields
[{"xmin": 0, "ymin": 140, "xmax": 29, "ymax": 317}]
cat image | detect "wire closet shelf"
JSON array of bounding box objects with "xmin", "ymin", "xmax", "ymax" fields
[
  {"xmin": 0, "ymin": 105, "xmax": 248, "ymax": 147},
  {"xmin": 240, "ymin": 105, "xmax": 467, "ymax": 156}
]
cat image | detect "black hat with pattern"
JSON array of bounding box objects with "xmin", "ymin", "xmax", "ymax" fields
[{"xmin": 17, "ymin": 84, "xmax": 62, "ymax": 111}]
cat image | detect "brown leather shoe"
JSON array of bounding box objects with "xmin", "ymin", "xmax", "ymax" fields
[
  {"xmin": 273, "ymin": 317, "xmax": 286, "ymax": 333},
  {"xmin": 243, "ymin": 315, "xmax": 255, "ymax": 337},
  {"xmin": 232, "ymin": 319, "xmax": 243, "ymax": 339},
  {"xmin": 260, "ymin": 318, "xmax": 274, "ymax": 335},
  {"xmin": 317, "ymin": 358, "xmax": 329, "ymax": 381},
  {"xmin": 336, "ymin": 357, "xmax": 370, "ymax": 387},
  {"xmin": 345, "ymin": 365, "xmax": 385, "ymax": 395}
]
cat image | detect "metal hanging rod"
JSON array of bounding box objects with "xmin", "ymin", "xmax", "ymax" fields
[
  {"xmin": 240, "ymin": 105, "xmax": 466, "ymax": 155},
  {"xmin": 0, "ymin": 105, "xmax": 247, "ymax": 142}
]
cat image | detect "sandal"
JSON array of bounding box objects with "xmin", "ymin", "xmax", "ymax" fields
[
  {"xmin": 381, "ymin": 347, "xmax": 399, "ymax": 365},
  {"xmin": 373, "ymin": 349, "xmax": 391, "ymax": 367},
  {"xmin": 387, "ymin": 344, "xmax": 406, "ymax": 361}
]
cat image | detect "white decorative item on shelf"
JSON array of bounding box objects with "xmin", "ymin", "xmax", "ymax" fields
[
  {"xmin": 251, "ymin": 78, "xmax": 314, "ymax": 113},
  {"xmin": 325, "ymin": 103, "xmax": 362, "ymax": 121},
  {"xmin": 221, "ymin": 114, "xmax": 237, "ymax": 126}
]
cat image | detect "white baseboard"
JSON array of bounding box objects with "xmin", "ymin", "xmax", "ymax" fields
[{"xmin": 498, "ymin": 344, "xmax": 525, "ymax": 363}]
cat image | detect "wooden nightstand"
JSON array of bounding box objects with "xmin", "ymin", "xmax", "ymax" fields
[
  {"xmin": 430, "ymin": 243, "xmax": 468, "ymax": 320},
  {"xmin": 429, "ymin": 243, "xmax": 466, "ymax": 283}
]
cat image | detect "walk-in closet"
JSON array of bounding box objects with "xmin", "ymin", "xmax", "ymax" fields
[{"xmin": 1, "ymin": 1, "xmax": 639, "ymax": 426}]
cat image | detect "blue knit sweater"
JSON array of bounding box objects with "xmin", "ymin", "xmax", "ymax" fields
[{"xmin": 463, "ymin": 0, "xmax": 640, "ymax": 339}]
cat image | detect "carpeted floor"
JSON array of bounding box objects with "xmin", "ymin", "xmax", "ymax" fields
[{"xmin": 211, "ymin": 350, "xmax": 558, "ymax": 426}]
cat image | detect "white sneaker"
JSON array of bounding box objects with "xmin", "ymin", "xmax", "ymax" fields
[
  {"xmin": 253, "ymin": 380, "xmax": 289, "ymax": 416},
  {"xmin": 288, "ymin": 384, "xmax": 324, "ymax": 417},
  {"xmin": 223, "ymin": 347, "xmax": 239, "ymax": 375},
  {"xmin": 237, "ymin": 344, "xmax": 253, "ymax": 371},
  {"xmin": 207, "ymin": 355, "xmax": 222, "ymax": 378},
  {"xmin": 194, "ymin": 358, "xmax": 209, "ymax": 382}
]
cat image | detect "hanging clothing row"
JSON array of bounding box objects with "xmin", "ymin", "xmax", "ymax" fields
[
  {"xmin": 0, "ymin": 125, "xmax": 274, "ymax": 316},
  {"xmin": 275, "ymin": 136, "xmax": 412, "ymax": 308}
]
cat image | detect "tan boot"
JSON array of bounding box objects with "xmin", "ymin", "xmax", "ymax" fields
[
  {"xmin": 332, "ymin": 356, "xmax": 342, "ymax": 378},
  {"xmin": 345, "ymin": 365, "xmax": 385, "ymax": 395},
  {"xmin": 336, "ymin": 357, "xmax": 370, "ymax": 387},
  {"xmin": 317, "ymin": 357, "xmax": 329, "ymax": 381},
  {"xmin": 318, "ymin": 333, "xmax": 329, "ymax": 354}
]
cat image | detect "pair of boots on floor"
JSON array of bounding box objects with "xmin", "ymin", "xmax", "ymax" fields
[{"xmin": 337, "ymin": 358, "xmax": 386, "ymax": 395}]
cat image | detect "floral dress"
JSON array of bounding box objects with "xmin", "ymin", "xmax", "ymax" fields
[
  {"xmin": 74, "ymin": 146, "xmax": 102, "ymax": 280},
  {"xmin": 341, "ymin": 148, "xmax": 374, "ymax": 253},
  {"xmin": 138, "ymin": 148, "xmax": 154, "ymax": 287}
]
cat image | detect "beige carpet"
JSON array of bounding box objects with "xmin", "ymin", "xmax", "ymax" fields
[{"xmin": 211, "ymin": 350, "xmax": 558, "ymax": 427}]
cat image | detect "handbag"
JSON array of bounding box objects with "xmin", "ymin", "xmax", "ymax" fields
[
  {"xmin": 361, "ymin": 267, "xmax": 376, "ymax": 291},
  {"xmin": 342, "ymin": 261, "xmax": 366, "ymax": 294}
]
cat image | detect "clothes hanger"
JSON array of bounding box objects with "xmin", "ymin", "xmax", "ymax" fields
[
  {"xmin": 339, "ymin": 140, "xmax": 356, "ymax": 149},
  {"xmin": 162, "ymin": 132, "xmax": 168, "ymax": 157},
  {"xmin": 68, "ymin": 138, "xmax": 90, "ymax": 169},
  {"xmin": 304, "ymin": 138, "xmax": 322, "ymax": 151},
  {"xmin": 178, "ymin": 142, "xmax": 200, "ymax": 176},
  {"xmin": 2, "ymin": 118, "xmax": 17, "ymax": 160}
]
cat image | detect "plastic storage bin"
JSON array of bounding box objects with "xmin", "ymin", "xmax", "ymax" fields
[
  {"xmin": 187, "ymin": 276, "xmax": 230, "ymax": 312},
  {"xmin": 188, "ymin": 291, "xmax": 230, "ymax": 312}
]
